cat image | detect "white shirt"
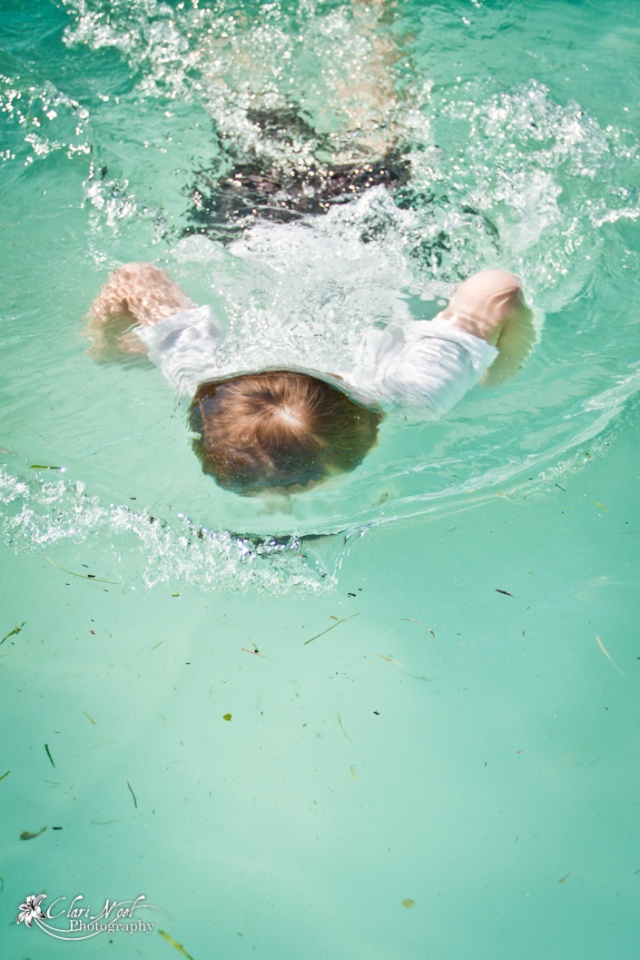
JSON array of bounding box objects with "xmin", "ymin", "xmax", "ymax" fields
[{"xmin": 136, "ymin": 304, "xmax": 498, "ymax": 419}]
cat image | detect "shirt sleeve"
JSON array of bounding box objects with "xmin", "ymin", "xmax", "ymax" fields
[
  {"xmin": 134, "ymin": 305, "xmax": 223, "ymax": 397},
  {"xmin": 350, "ymin": 319, "xmax": 499, "ymax": 418}
]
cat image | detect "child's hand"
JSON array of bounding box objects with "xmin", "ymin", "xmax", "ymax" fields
[
  {"xmin": 88, "ymin": 262, "xmax": 193, "ymax": 325},
  {"xmin": 84, "ymin": 313, "xmax": 149, "ymax": 362},
  {"xmin": 85, "ymin": 262, "xmax": 193, "ymax": 361},
  {"xmin": 481, "ymin": 300, "xmax": 536, "ymax": 386}
]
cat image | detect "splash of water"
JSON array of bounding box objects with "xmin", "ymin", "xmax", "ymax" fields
[{"xmin": 2, "ymin": 0, "xmax": 639, "ymax": 592}]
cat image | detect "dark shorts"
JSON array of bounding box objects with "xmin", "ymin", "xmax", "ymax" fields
[{"xmin": 184, "ymin": 107, "xmax": 410, "ymax": 241}]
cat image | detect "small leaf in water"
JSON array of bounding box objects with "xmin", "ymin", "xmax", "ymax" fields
[
  {"xmin": 159, "ymin": 929, "xmax": 197, "ymax": 960},
  {"xmin": 336, "ymin": 713, "xmax": 352, "ymax": 743},
  {"xmin": 596, "ymin": 635, "xmax": 627, "ymax": 678},
  {"xmin": 399, "ymin": 618, "xmax": 428, "ymax": 640},
  {"xmin": 1, "ymin": 621, "xmax": 25, "ymax": 644},
  {"xmin": 20, "ymin": 827, "xmax": 47, "ymax": 841},
  {"xmin": 45, "ymin": 555, "xmax": 119, "ymax": 584},
  {"xmin": 127, "ymin": 780, "xmax": 138, "ymax": 809},
  {"xmin": 223, "ymin": 713, "xmax": 232, "ymax": 721},
  {"xmin": 303, "ymin": 612, "xmax": 361, "ymax": 645},
  {"xmin": 401, "ymin": 898, "xmax": 415, "ymax": 909}
]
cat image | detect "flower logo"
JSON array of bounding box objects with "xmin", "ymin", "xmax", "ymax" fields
[{"xmin": 17, "ymin": 893, "xmax": 46, "ymax": 927}]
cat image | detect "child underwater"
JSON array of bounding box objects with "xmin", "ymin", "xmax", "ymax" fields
[
  {"xmin": 84, "ymin": 2, "xmax": 537, "ymax": 496},
  {"xmin": 86, "ymin": 260, "xmax": 534, "ymax": 495}
]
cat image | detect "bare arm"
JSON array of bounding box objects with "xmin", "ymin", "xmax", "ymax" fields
[
  {"xmin": 438, "ymin": 270, "xmax": 536, "ymax": 385},
  {"xmin": 481, "ymin": 301, "xmax": 536, "ymax": 385},
  {"xmin": 84, "ymin": 262, "xmax": 193, "ymax": 361}
]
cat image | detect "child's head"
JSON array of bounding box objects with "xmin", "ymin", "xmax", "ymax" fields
[{"xmin": 189, "ymin": 370, "xmax": 382, "ymax": 494}]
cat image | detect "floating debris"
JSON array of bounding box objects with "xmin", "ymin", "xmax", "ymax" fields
[
  {"xmin": 401, "ymin": 898, "xmax": 415, "ymax": 909},
  {"xmin": 223, "ymin": 713, "xmax": 232, "ymax": 721},
  {"xmin": 20, "ymin": 827, "xmax": 46, "ymax": 841},
  {"xmin": 83, "ymin": 711, "xmax": 96, "ymax": 725},
  {"xmin": 30, "ymin": 464, "xmax": 62, "ymax": 470},
  {"xmin": 45, "ymin": 555, "xmax": 119, "ymax": 584},
  {"xmin": 44, "ymin": 744, "xmax": 55, "ymax": 768},
  {"xmin": 1, "ymin": 622, "xmax": 25, "ymax": 644},
  {"xmin": 159, "ymin": 929, "xmax": 197, "ymax": 960},
  {"xmin": 558, "ymin": 874, "xmax": 570, "ymax": 884},
  {"xmin": 241, "ymin": 644, "xmax": 265, "ymax": 657},
  {"xmin": 303, "ymin": 612, "xmax": 361, "ymax": 645},
  {"xmin": 377, "ymin": 654, "xmax": 403, "ymax": 666},
  {"xmin": 399, "ymin": 618, "xmax": 428, "ymax": 640},
  {"xmin": 336, "ymin": 713, "xmax": 352, "ymax": 743},
  {"xmin": 126, "ymin": 780, "xmax": 138, "ymax": 809},
  {"xmin": 0, "ymin": 770, "xmax": 10, "ymax": 782},
  {"xmin": 595, "ymin": 635, "xmax": 627, "ymax": 678},
  {"xmin": 495, "ymin": 589, "xmax": 514, "ymax": 597}
]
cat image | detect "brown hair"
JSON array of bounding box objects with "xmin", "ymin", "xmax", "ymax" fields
[{"xmin": 188, "ymin": 370, "xmax": 382, "ymax": 494}]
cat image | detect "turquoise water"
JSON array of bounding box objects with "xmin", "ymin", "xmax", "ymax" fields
[{"xmin": 1, "ymin": 1, "xmax": 639, "ymax": 957}]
